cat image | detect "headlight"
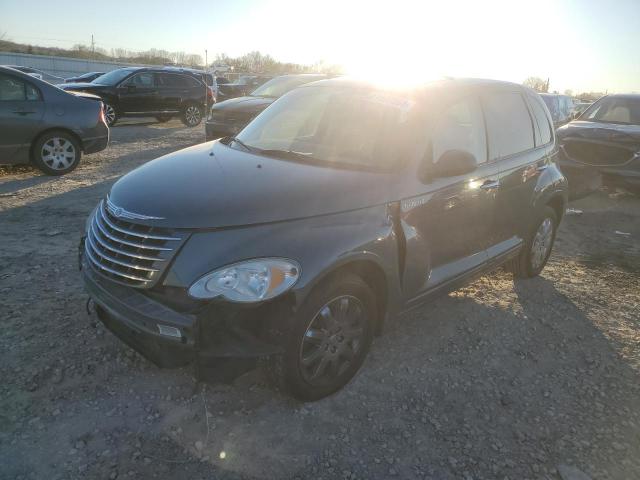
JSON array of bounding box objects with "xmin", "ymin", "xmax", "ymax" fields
[{"xmin": 188, "ymin": 258, "xmax": 300, "ymax": 302}]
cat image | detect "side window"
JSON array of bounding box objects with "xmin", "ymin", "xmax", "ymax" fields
[
  {"xmin": 123, "ymin": 72, "xmax": 155, "ymax": 87},
  {"xmin": 183, "ymin": 75, "xmax": 203, "ymax": 87},
  {"xmin": 432, "ymin": 97, "xmax": 487, "ymax": 165},
  {"xmin": 25, "ymin": 82, "xmax": 41, "ymax": 101},
  {"xmin": 0, "ymin": 74, "xmax": 27, "ymax": 101},
  {"xmin": 483, "ymin": 91, "xmax": 534, "ymax": 160},
  {"xmin": 527, "ymin": 95, "xmax": 552, "ymax": 145}
]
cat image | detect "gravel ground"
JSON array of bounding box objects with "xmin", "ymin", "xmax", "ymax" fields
[{"xmin": 1, "ymin": 120, "xmax": 639, "ymax": 480}]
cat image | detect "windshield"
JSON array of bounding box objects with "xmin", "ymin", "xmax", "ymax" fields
[
  {"xmin": 251, "ymin": 76, "xmax": 318, "ymax": 98},
  {"xmin": 582, "ymin": 97, "xmax": 640, "ymax": 125},
  {"xmin": 234, "ymin": 86, "xmax": 416, "ymax": 171},
  {"xmin": 92, "ymin": 69, "xmax": 137, "ymax": 85}
]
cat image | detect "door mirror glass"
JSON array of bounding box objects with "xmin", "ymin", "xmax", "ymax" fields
[{"xmin": 432, "ymin": 150, "xmax": 477, "ymax": 178}]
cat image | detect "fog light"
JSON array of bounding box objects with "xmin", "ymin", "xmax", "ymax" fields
[{"xmin": 158, "ymin": 325, "xmax": 182, "ymax": 338}]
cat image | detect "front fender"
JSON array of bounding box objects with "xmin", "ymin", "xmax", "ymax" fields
[{"xmin": 165, "ymin": 205, "xmax": 402, "ymax": 312}]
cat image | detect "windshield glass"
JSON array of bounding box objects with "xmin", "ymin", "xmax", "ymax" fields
[
  {"xmin": 234, "ymin": 86, "xmax": 416, "ymax": 171},
  {"xmin": 251, "ymin": 76, "xmax": 318, "ymax": 98},
  {"xmin": 583, "ymin": 97, "xmax": 640, "ymax": 125},
  {"xmin": 92, "ymin": 69, "xmax": 137, "ymax": 85}
]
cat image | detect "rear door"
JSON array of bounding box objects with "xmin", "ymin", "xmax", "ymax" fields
[
  {"xmin": 481, "ymin": 88, "xmax": 550, "ymax": 259},
  {"xmin": 157, "ymin": 73, "xmax": 189, "ymax": 112},
  {"xmin": 117, "ymin": 72, "xmax": 158, "ymax": 113},
  {"xmin": 0, "ymin": 73, "xmax": 45, "ymax": 163},
  {"xmin": 402, "ymin": 94, "xmax": 497, "ymax": 300}
]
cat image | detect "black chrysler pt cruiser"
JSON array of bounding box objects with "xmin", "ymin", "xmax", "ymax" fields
[{"xmin": 80, "ymin": 78, "xmax": 568, "ymax": 401}]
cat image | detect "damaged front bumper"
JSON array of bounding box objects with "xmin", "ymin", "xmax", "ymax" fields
[{"xmin": 80, "ymin": 239, "xmax": 284, "ymax": 369}]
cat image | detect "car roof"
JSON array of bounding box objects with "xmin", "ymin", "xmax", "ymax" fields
[
  {"xmin": 300, "ymin": 76, "xmax": 527, "ymax": 95},
  {"xmin": 603, "ymin": 93, "xmax": 640, "ymax": 100}
]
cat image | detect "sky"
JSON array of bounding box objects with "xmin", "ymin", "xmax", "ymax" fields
[{"xmin": 2, "ymin": 0, "xmax": 639, "ymax": 93}]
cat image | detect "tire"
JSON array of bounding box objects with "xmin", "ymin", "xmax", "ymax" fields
[
  {"xmin": 155, "ymin": 114, "xmax": 172, "ymax": 123},
  {"xmin": 508, "ymin": 206, "xmax": 558, "ymax": 278},
  {"xmin": 31, "ymin": 130, "xmax": 81, "ymax": 176},
  {"xmin": 181, "ymin": 103, "xmax": 203, "ymax": 127},
  {"xmin": 103, "ymin": 102, "xmax": 118, "ymax": 127},
  {"xmin": 265, "ymin": 274, "xmax": 376, "ymax": 401}
]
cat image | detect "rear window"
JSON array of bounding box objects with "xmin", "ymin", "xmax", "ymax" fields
[
  {"xmin": 483, "ymin": 91, "xmax": 535, "ymax": 160},
  {"xmin": 528, "ymin": 95, "xmax": 553, "ymax": 145}
]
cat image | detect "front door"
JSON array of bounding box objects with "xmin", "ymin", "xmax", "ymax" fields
[
  {"xmin": 0, "ymin": 73, "xmax": 45, "ymax": 163},
  {"xmin": 402, "ymin": 95, "xmax": 497, "ymax": 302},
  {"xmin": 117, "ymin": 72, "xmax": 158, "ymax": 114}
]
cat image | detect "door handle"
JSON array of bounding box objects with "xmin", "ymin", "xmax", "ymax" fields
[
  {"xmin": 480, "ymin": 180, "xmax": 500, "ymax": 190},
  {"xmin": 12, "ymin": 109, "xmax": 36, "ymax": 115}
]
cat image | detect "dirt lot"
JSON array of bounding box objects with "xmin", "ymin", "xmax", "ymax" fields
[{"xmin": 1, "ymin": 120, "xmax": 639, "ymax": 480}]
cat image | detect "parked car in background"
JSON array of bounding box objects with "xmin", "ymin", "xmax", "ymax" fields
[
  {"xmin": 557, "ymin": 94, "xmax": 640, "ymax": 197},
  {"xmin": 572, "ymin": 101, "xmax": 592, "ymax": 117},
  {"xmin": 60, "ymin": 67, "xmax": 207, "ymax": 127},
  {"xmin": 205, "ymin": 74, "xmax": 327, "ymax": 140},
  {"xmin": 2, "ymin": 65, "xmax": 65, "ymax": 84},
  {"xmin": 217, "ymin": 75, "xmax": 271, "ymax": 100},
  {"xmin": 162, "ymin": 67, "xmax": 217, "ymax": 105},
  {"xmin": 65, "ymin": 72, "xmax": 105, "ymax": 83},
  {"xmin": 79, "ymin": 77, "xmax": 567, "ymax": 400},
  {"xmin": 0, "ymin": 66, "xmax": 108, "ymax": 175},
  {"xmin": 540, "ymin": 93, "xmax": 575, "ymax": 128}
]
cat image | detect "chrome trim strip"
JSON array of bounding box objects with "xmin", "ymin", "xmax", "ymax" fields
[
  {"xmin": 86, "ymin": 233, "xmax": 158, "ymax": 273},
  {"xmin": 93, "ymin": 213, "xmax": 173, "ymax": 251},
  {"xmin": 90, "ymin": 222, "xmax": 165, "ymax": 262},
  {"xmin": 105, "ymin": 197, "xmax": 165, "ymax": 221},
  {"xmin": 84, "ymin": 243, "xmax": 151, "ymax": 283},
  {"xmin": 100, "ymin": 202, "xmax": 179, "ymax": 241}
]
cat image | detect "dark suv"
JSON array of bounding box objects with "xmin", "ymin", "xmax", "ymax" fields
[
  {"xmin": 60, "ymin": 67, "xmax": 207, "ymax": 127},
  {"xmin": 80, "ymin": 78, "xmax": 567, "ymax": 400}
]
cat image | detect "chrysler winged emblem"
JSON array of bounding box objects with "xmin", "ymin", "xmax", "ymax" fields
[{"xmin": 106, "ymin": 197, "xmax": 164, "ymax": 221}]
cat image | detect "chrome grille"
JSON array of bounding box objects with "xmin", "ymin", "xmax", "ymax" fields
[{"xmin": 84, "ymin": 200, "xmax": 184, "ymax": 288}]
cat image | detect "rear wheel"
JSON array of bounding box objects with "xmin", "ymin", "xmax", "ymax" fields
[
  {"xmin": 265, "ymin": 274, "xmax": 376, "ymax": 401},
  {"xmin": 31, "ymin": 130, "xmax": 81, "ymax": 175},
  {"xmin": 508, "ymin": 206, "xmax": 558, "ymax": 278},
  {"xmin": 181, "ymin": 103, "xmax": 203, "ymax": 127}
]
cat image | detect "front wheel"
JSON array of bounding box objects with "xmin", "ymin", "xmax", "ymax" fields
[
  {"xmin": 508, "ymin": 206, "xmax": 558, "ymax": 278},
  {"xmin": 31, "ymin": 130, "xmax": 81, "ymax": 176},
  {"xmin": 181, "ymin": 104, "xmax": 203, "ymax": 127},
  {"xmin": 265, "ymin": 274, "xmax": 376, "ymax": 401}
]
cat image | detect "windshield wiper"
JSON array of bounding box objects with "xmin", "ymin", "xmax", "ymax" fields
[
  {"xmin": 227, "ymin": 137, "xmax": 257, "ymax": 153},
  {"xmin": 258, "ymin": 149, "xmax": 317, "ymax": 161}
]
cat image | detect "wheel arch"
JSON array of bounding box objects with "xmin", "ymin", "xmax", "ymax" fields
[{"xmin": 301, "ymin": 257, "xmax": 389, "ymax": 336}]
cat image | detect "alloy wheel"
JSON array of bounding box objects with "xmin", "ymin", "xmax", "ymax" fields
[
  {"xmin": 103, "ymin": 104, "xmax": 116, "ymax": 125},
  {"xmin": 530, "ymin": 217, "xmax": 554, "ymax": 270},
  {"xmin": 299, "ymin": 295, "xmax": 366, "ymax": 386},
  {"xmin": 185, "ymin": 105, "xmax": 201, "ymax": 125},
  {"xmin": 41, "ymin": 137, "xmax": 76, "ymax": 171}
]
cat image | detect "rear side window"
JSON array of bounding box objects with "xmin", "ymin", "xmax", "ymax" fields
[
  {"xmin": 432, "ymin": 97, "xmax": 487, "ymax": 164},
  {"xmin": 483, "ymin": 91, "xmax": 534, "ymax": 160},
  {"xmin": 183, "ymin": 75, "xmax": 203, "ymax": 88},
  {"xmin": 0, "ymin": 74, "xmax": 41, "ymax": 101},
  {"xmin": 527, "ymin": 95, "xmax": 552, "ymax": 145}
]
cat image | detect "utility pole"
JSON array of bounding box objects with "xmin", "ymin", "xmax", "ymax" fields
[
  {"xmin": 91, "ymin": 34, "xmax": 95, "ymax": 58},
  {"xmin": 205, "ymin": 49, "xmax": 208, "ymax": 71}
]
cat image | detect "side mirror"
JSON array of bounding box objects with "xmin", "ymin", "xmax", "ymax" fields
[{"xmin": 432, "ymin": 150, "xmax": 477, "ymax": 178}]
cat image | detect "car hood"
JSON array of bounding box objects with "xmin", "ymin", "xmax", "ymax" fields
[
  {"xmin": 558, "ymin": 120, "xmax": 640, "ymax": 144},
  {"xmin": 107, "ymin": 141, "xmax": 400, "ymax": 229},
  {"xmin": 211, "ymin": 96, "xmax": 274, "ymax": 113}
]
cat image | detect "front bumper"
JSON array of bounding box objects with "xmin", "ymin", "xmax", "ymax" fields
[{"xmin": 80, "ymin": 240, "xmax": 284, "ymax": 369}]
